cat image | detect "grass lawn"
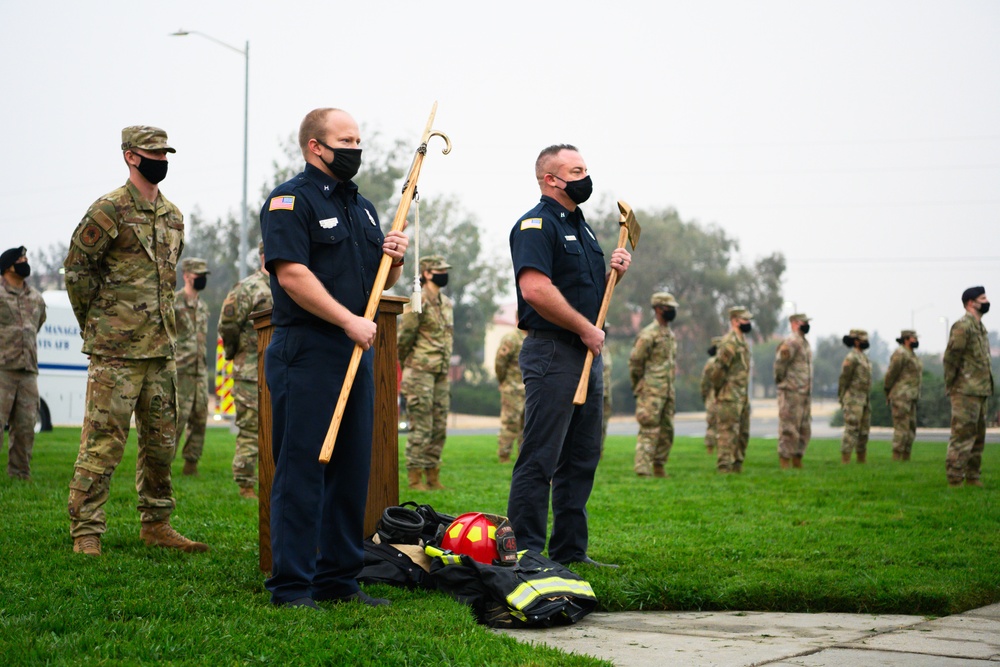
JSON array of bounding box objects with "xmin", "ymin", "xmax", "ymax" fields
[{"xmin": 0, "ymin": 426, "xmax": 997, "ymax": 665}]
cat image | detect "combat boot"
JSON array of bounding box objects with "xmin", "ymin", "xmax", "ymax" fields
[
  {"xmin": 239, "ymin": 486, "xmax": 258, "ymax": 500},
  {"xmin": 902, "ymin": 451, "xmax": 911, "ymax": 462},
  {"xmin": 792, "ymin": 457, "xmax": 803, "ymax": 469},
  {"xmin": 407, "ymin": 469, "xmax": 428, "ymax": 491},
  {"xmin": 779, "ymin": 456, "xmax": 791, "ymax": 469},
  {"xmin": 856, "ymin": 451, "xmax": 867, "ymax": 464},
  {"xmin": 425, "ymin": 467, "xmax": 447, "ymax": 491},
  {"xmin": 841, "ymin": 453, "xmax": 852, "ymax": 464},
  {"xmin": 498, "ymin": 454, "xmax": 511, "ymax": 464},
  {"xmin": 73, "ymin": 534, "xmax": 101, "ymax": 556},
  {"xmin": 653, "ymin": 464, "xmax": 667, "ymax": 478},
  {"xmin": 140, "ymin": 521, "xmax": 210, "ymax": 553},
  {"xmin": 892, "ymin": 451, "xmax": 902, "ymax": 462},
  {"xmin": 966, "ymin": 479, "xmax": 983, "ymax": 487},
  {"xmin": 183, "ymin": 460, "xmax": 199, "ymax": 476}
]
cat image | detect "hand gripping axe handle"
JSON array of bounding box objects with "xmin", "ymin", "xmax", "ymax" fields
[{"xmin": 572, "ymin": 200, "xmax": 640, "ymax": 406}]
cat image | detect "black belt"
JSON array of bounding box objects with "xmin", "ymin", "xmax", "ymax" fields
[{"xmin": 528, "ymin": 328, "xmax": 587, "ymax": 351}]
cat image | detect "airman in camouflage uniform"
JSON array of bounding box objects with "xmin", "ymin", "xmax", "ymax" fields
[
  {"xmin": 0, "ymin": 246, "xmax": 46, "ymax": 480},
  {"xmin": 495, "ymin": 328, "xmax": 525, "ymax": 463},
  {"xmin": 709, "ymin": 307, "xmax": 753, "ymax": 473},
  {"xmin": 218, "ymin": 243, "xmax": 272, "ymax": 498},
  {"xmin": 838, "ymin": 329, "xmax": 872, "ymax": 464},
  {"xmin": 63, "ymin": 126, "xmax": 209, "ymax": 556},
  {"xmin": 884, "ymin": 329, "xmax": 922, "ymax": 462},
  {"xmin": 173, "ymin": 257, "xmax": 210, "ymax": 476},
  {"xmin": 774, "ymin": 313, "xmax": 812, "ymax": 469},
  {"xmin": 399, "ymin": 255, "xmax": 454, "ymax": 491},
  {"xmin": 630, "ymin": 292, "xmax": 679, "ymax": 477},
  {"xmin": 701, "ymin": 337, "xmax": 722, "ymax": 455},
  {"xmin": 943, "ymin": 286, "xmax": 994, "ymax": 487}
]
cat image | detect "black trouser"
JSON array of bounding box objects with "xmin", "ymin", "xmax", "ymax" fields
[{"xmin": 507, "ymin": 335, "xmax": 603, "ymax": 564}]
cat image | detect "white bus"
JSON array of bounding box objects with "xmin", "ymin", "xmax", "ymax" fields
[{"xmin": 36, "ymin": 290, "xmax": 88, "ymax": 430}]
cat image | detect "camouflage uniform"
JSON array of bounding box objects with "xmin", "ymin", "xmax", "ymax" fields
[
  {"xmin": 399, "ymin": 259, "xmax": 454, "ymax": 473},
  {"xmin": 774, "ymin": 315, "xmax": 812, "ymax": 463},
  {"xmin": 63, "ymin": 131, "xmax": 185, "ymax": 539},
  {"xmin": 495, "ymin": 329, "xmax": 525, "ymax": 462},
  {"xmin": 884, "ymin": 330, "xmax": 922, "ymax": 460},
  {"xmin": 629, "ymin": 315, "xmax": 677, "ymax": 476},
  {"xmin": 218, "ymin": 268, "xmax": 272, "ymax": 489},
  {"xmin": 838, "ymin": 330, "xmax": 872, "ymax": 459},
  {"xmin": 944, "ymin": 311, "xmax": 994, "ymax": 484},
  {"xmin": 173, "ymin": 265, "xmax": 210, "ymax": 466},
  {"xmin": 701, "ymin": 338, "xmax": 721, "ymax": 454},
  {"xmin": 0, "ymin": 266, "xmax": 46, "ymax": 480},
  {"xmin": 709, "ymin": 308, "xmax": 752, "ymax": 473}
]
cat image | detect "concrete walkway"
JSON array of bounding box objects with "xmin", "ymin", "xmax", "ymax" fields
[{"xmin": 499, "ymin": 603, "xmax": 1000, "ymax": 666}]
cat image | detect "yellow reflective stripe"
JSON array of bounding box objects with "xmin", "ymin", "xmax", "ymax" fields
[{"xmin": 506, "ymin": 577, "xmax": 596, "ymax": 610}]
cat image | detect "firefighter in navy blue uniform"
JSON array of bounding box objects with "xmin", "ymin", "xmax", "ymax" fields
[
  {"xmin": 260, "ymin": 108, "xmax": 409, "ymax": 610},
  {"xmin": 507, "ymin": 144, "xmax": 631, "ymax": 568}
]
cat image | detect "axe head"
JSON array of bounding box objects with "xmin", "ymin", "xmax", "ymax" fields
[{"xmin": 617, "ymin": 200, "xmax": 641, "ymax": 250}]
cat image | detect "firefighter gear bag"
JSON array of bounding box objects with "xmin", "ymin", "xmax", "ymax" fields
[{"xmin": 426, "ymin": 548, "xmax": 598, "ymax": 628}]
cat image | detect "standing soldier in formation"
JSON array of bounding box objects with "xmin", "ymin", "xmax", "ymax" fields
[
  {"xmin": 399, "ymin": 255, "xmax": 454, "ymax": 491},
  {"xmin": 943, "ymin": 286, "xmax": 993, "ymax": 487},
  {"xmin": 173, "ymin": 257, "xmax": 211, "ymax": 476},
  {"xmin": 494, "ymin": 328, "xmax": 525, "ymax": 463},
  {"xmin": 218, "ymin": 242, "xmax": 272, "ymax": 499},
  {"xmin": 64, "ymin": 125, "xmax": 208, "ymax": 556},
  {"xmin": 884, "ymin": 329, "xmax": 922, "ymax": 462},
  {"xmin": 838, "ymin": 329, "xmax": 872, "ymax": 464},
  {"xmin": 701, "ymin": 337, "xmax": 721, "ymax": 455},
  {"xmin": 629, "ymin": 292, "xmax": 679, "ymax": 477},
  {"xmin": 709, "ymin": 307, "xmax": 753, "ymax": 473},
  {"xmin": 0, "ymin": 246, "xmax": 46, "ymax": 480},
  {"xmin": 774, "ymin": 313, "xmax": 812, "ymax": 469}
]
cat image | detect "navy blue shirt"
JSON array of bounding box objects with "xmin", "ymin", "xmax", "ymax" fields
[
  {"xmin": 260, "ymin": 163, "xmax": 385, "ymax": 328},
  {"xmin": 509, "ymin": 195, "xmax": 606, "ymax": 332}
]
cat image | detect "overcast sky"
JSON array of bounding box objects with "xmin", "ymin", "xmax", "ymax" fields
[{"xmin": 2, "ymin": 1, "xmax": 997, "ymax": 352}]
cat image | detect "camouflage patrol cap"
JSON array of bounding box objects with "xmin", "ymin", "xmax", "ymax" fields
[
  {"xmin": 121, "ymin": 125, "xmax": 176, "ymax": 153},
  {"xmin": 180, "ymin": 257, "xmax": 210, "ymax": 274},
  {"xmin": 849, "ymin": 329, "xmax": 869, "ymax": 342},
  {"xmin": 419, "ymin": 255, "xmax": 452, "ymax": 272},
  {"xmin": 900, "ymin": 329, "xmax": 917, "ymax": 339},
  {"xmin": 789, "ymin": 313, "xmax": 810, "ymax": 323},
  {"xmin": 728, "ymin": 306, "xmax": 753, "ymax": 320},
  {"xmin": 651, "ymin": 292, "xmax": 679, "ymax": 308}
]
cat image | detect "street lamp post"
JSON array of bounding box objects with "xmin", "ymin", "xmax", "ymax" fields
[{"xmin": 171, "ymin": 30, "xmax": 250, "ymax": 279}]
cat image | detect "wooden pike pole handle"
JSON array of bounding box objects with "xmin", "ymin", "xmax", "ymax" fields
[
  {"xmin": 571, "ymin": 224, "xmax": 629, "ymax": 406},
  {"xmin": 318, "ymin": 103, "xmax": 451, "ymax": 463}
]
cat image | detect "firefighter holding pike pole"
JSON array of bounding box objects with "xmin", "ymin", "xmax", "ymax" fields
[{"xmin": 260, "ymin": 107, "xmax": 425, "ymax": 610}]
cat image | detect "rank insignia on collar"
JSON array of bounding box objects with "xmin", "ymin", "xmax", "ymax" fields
[
  {"xmin": 319, "ymin": 217, "xmax": 339, "ymax": 229},
  {"xmin": 324, "ymin": 185, "xmax": 330, "ymax": 191}
]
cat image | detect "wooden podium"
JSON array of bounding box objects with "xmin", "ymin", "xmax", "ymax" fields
[{"xmin": 251, "ymin": 294, "xmax": 408, "ymax": 573}]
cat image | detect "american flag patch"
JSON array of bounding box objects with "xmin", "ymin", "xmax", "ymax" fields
[
  {"xmin": 520, "ymin": 218, "xmax": 542, "ymax": 230},
  {"xmin": 269, "ymin": 195, "xmax": 295, "ymax": 211}
]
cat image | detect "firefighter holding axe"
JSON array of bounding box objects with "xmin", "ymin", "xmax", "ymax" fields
[{"xmin": 507, "ymin": 144, "xmax": 637, "ymax": 569}]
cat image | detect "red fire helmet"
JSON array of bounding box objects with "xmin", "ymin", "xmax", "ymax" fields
[{"xmin": 440, "ymin": 512, "xmax": 517, "ymax": 566}]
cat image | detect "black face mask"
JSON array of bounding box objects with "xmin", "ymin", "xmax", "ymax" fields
[
  {"xmin": 319, "ymin": 141, "xmax": 362, "ymax": 181},
  {"xmin": 660, "ymin": 307, "xmax": 677, "ymax": 322},
  {"xmin": 739, "ymin": 322, "xmax": 752, "ymax": 334},
  {"xmin": 707, "ymin": 345, "xmax": 717, "ymax": 357},
  {"xmin": 136, "ymin": 155, "xmax": 169, "ymax": 184},
  {"xmin": 860, "ymin": 341, "xmax": 870, "ymax": 350},
  {"xmin": 431, "ymin": 273, "xmax": 449, "ymax": 288},
  {"xmin": 980, "ymin": 301, "xmax": 991, "ymax": 315},
  {"xmin": 554, "ymin": 174, "xmax": 593, "ymax": 205},
  {"xmin": 799, "ymin": 323, "xmax": 810, "ymax": 335},
  {"xmin": 193, "ymin": 275, "xmax": 207, "ymax": 291},
  {"xmin": 13, "ymin": 262, "xmax": 30, "ymax": 278},
  {"xmin": 910, "ymin": 341, "xmax": 919, "ymax": 350},
  {"xmin": 843, "ymin": 336, "xmax": 855, "ymax": 348}
]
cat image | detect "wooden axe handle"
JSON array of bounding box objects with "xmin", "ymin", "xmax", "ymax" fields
[{"xmin": 572, "ymin": 224, "xmax": 629, "ymax": 406}]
